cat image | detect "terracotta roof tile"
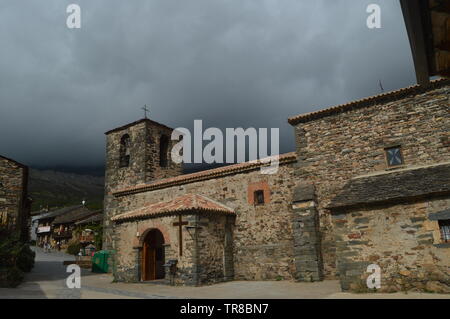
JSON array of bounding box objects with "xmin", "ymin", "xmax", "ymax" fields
[
  {"xmin": 111, "ymin": 194, "xmax": 235, "ymax": 222},
  {"xmin": 288, "ymin": 78, "xmax": 450, "ymax": 125},
  {"xmin": 113, "ymin": 152, "xmax": 297, "ymax": 196}
]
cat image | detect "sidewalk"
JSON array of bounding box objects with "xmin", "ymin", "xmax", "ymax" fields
[
  {"xmin": 81, "ymin": 272, "xmax": 450, "ymax": 299},
  {"xmin": 1, "ymin": 247, "xmax": 448, "ymax": 299}
]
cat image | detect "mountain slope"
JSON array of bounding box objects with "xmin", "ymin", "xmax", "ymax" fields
[{"xmin": 28, "ymin": 169, "xmax": 105, "ymax": 212}]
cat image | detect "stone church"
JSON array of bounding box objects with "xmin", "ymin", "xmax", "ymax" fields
[{"xmin": 102, "ymin": 78, "xmax": 449, "ymax": 291}]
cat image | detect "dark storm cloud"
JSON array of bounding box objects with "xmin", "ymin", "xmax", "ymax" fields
[{"xmin": 0, "ymin": 0, "xmax": 416, "ymax": 168}]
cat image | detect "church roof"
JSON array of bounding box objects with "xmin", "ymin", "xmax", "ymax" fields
[
  {"xmin": 105, "ymin": 118, "xmax": 174, "ymax": 135},
  {"xmin": 287, "ymin": 78, "xmax": 449, "ymax": 125},
  {"xmin": 113, "ymin": 152, "xmax": 297, "ymax": 197},
  {"xmin": 111, "ymin": 194, "xmax": 235, "ymax": 222},
  {"xmin": 328, "ymin": 162, "xmax": 450, "ymax": 211}
]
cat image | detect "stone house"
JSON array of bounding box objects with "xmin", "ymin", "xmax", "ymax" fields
[
  {"xmin": 35, "ymin": 205, "xmax": 92, "ymax": 247},
  {"xmin": 0, "ymin": 155, "xmax": 31, "ymax": 241},
  {"xmin": 52, "ymin": 206, "xmax": 99, "ymax": 249},
  {"xmin": 75, "ymin": 212, "xmax": 103, "ymax": 248},
  {"xmin": 103, "ymin": 79, "xmax": 449, "ymax": 291},
  {"xmin": 288, "ymin": 79, "xmax": 450, "ymax": 292}
]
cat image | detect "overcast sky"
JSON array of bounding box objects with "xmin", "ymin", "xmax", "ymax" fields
[{"xmin": 0, "ymin": 0, "xmax": 417, "ymax": 170}]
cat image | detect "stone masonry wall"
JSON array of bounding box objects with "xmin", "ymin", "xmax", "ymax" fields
[
  {"xmin": 292, "ymin": 83, "xmax": 450, "ymax": 278},
  {"xmin": 0, "ymin": 157, "xmax": 27, "ymax": 235},
  {"xmin": 196, "ymin": 214, "xmax": 229, "ymax": 285},
  {"xmin": 113, "ymin": 213, "xmax": 230, "ymax": 285},
  {"xmin": 332, "ymin": 197, "xmax": 450, "ymax": 293},
  {"xmin": 111, "ymin": 163, "xmax": 299, "ymax": 284},
  {"xmin": 103, "ymin": 120, "xmax": 182, "ymax": 250},
  {"xmin": 114, "ymin": 215, "xmax": 176, "ymax": 282},
  {"xmin": 291, "ymin": 184, "xmax": 323, "ymax": 282}
]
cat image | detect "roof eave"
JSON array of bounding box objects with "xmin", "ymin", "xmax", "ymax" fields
[
  {"xmin": 328, "ymin": 190, "xmax": 450, "ymax": 213},
  {"xmin": 105, "ymin": 118, "xmax": 174, "ymax": 135},
  {"xmin": 287, "ymin": 78, "xmax": 449, "ymax": 126},
  {"xmin": 112, "ymin": 153, "xmax": 297, "ymax": 197},
  {"xmin": 112, "ymin": 208, "xmax": 235, "ymax": 223}
]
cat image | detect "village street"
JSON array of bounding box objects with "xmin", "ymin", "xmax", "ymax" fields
[
  {"xmin": 0, "ymin": 247, "xmax": 448, "ymax": 299},
  {"xmin": 0, "ymin": 247, "xmax": 143, "ymax": 299}
]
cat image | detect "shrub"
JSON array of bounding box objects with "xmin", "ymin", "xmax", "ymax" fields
[
  {"xmin": 0, "ymin": 227, "xmax": 35, "ymax": 288},
  {"xmin": 66, "ymin": 240, "xmax": 81, "ymax": 256},
  {"xmin": 0, "ymin": 229, "xmax": 21, "ymax": 267},
  {"xmin": 6, "ymin": 266, "xmax": 24, "ymax": 288},
  {"xmin": 16, "ymin": 245, "xmax": 35, "ymax": 273}
]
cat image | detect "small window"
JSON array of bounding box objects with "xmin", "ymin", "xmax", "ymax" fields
[
  {"xmin": 385, "ymin": 146, "xmax": 404, "ymax": 167},
  {"xmin": 159, "ymin": 135, "xmax": 169, "ymax": 167},
  {"xmin": 254, "ymin": 190, "xmax": 265, "ymax": 205},
  {"xmin": 439, "ymin": 220, "xmax": 450, "ymax": 243},
  {"xmin": 119, "ymin": 134, "xmax": 131, "ymax": 168}
]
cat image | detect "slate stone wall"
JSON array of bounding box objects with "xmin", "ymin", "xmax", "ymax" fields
[
  {"xmin": 113, "ymin": 215, "xmax": 177, "ymax": 283},
  {"xmin": 103, "ymin": 120, "xmax": 182, "ymax": 250},
  {"xmin": 113, "ymin": 213, "xmax": 231, "ymax": 286},
  {"xmin": 195, "ymin": 214, "xmax": 230, "ymax": 285},
  {"xmin": 0, "ymin": 157, "xmax": 28, "ymax": 239},
  {"xmin": 332, "ymin": 197, "xmax": 450, "ymax": 293},
  {"xmin": 291, "ymin": 184, "xmax": 323, "ymax": 282},
  {"xmin": 111, "ymin": 162, "xmax": 298, "ymax": 284},
  {"xmin": 292, "ymin": 83, "xmax": 450, "ymax": 279}
]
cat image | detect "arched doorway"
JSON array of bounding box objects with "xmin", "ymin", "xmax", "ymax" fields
[{"xmin": 142, "ymin": 229, "xmax": 165, "ymax": 281}]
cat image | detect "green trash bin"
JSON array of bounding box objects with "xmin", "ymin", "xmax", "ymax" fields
[{"xmin": 92, "ymin": 250, "xmax": 110, "ymax": 273}]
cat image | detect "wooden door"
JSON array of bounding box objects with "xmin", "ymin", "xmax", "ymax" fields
[
  {"xmin": 143, "ymin": 243, "xmax": 157, "ymax": 281},
  {"xmin": 142, "ymin": 229, "xmax": 164, "ymax": 281},
  {"xmin": 148, "ymin": 247, "xmax": 156, "ymax": 280}
]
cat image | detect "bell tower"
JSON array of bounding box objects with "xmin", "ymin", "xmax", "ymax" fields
[{"xmin": 102, "ymin": 118, "xmax": 183, "ymax": 250}]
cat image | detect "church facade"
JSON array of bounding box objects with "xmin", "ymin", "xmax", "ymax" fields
[{"xmin": 103, "ymin": 79, "xmax": 450, "ymax": 292}]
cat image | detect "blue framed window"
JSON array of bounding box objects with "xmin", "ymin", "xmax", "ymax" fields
[{"xmin": 385, "ymin": 146, "xmax": 404, "ymax": 167}]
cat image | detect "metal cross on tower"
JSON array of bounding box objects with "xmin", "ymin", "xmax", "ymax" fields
[{"xmin": 142, "ymin": 104, "xmax": 150, "ymax": 119}]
